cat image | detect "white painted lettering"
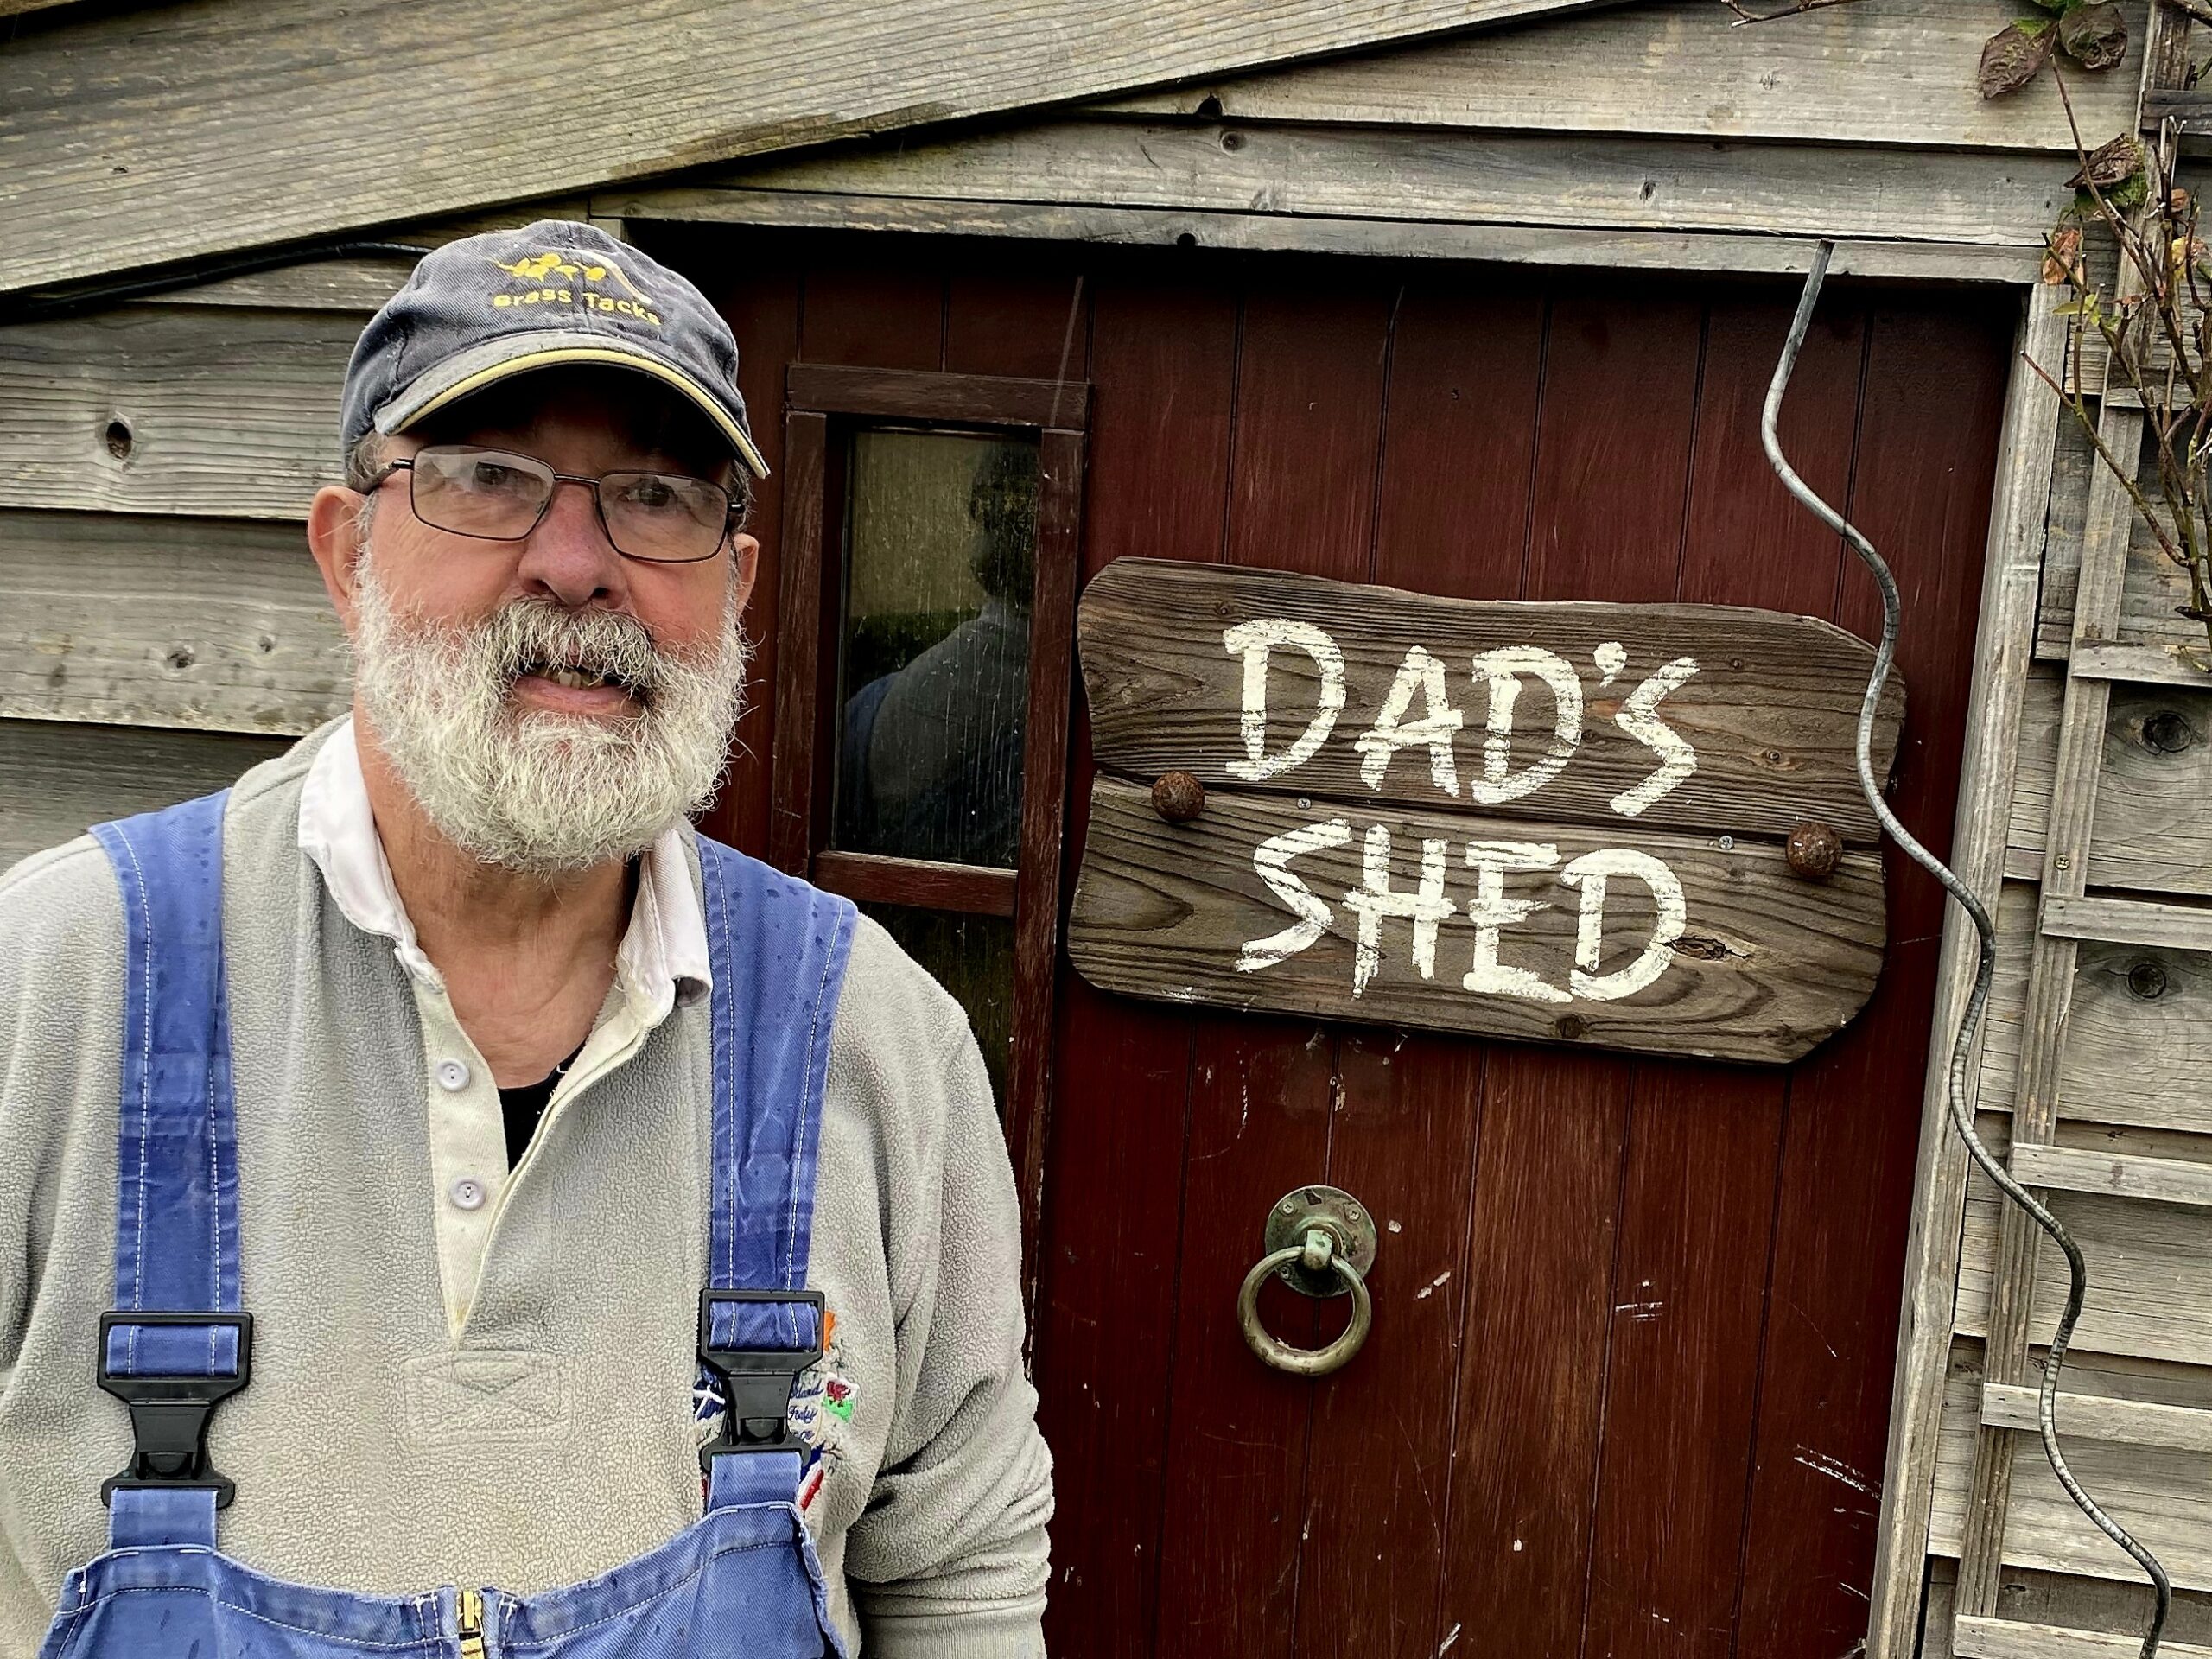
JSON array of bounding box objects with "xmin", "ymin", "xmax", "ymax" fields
[
  {"xmin": 1341, "ymin": 825, "xmax": 1457, "ymax": 995},
  {"xmin": 1610, "ymin": 657, "xmax": 1700, "ymax": 817},
  {"xmin": 1459, "ymin": 840, "xmax": 1568, "ymax": 1003},
  {"xmin": 1560, "ymin": 848, "xmax": 1687, "ymax": 1001},
  {"xmin": 1354, "ymin": 644, "xmax": 1464, "ymax": 797},
  {"xmin": 1237, "ymin": 818, "xmax": 1355, "ymax": 973},
  {"xmin": 1466, "ymin": 647, "xmax": 1584, "ymax": 806},
  {"xmin": 1223, "ymin": 619, "xmax": 1347, "ymax": 782}
]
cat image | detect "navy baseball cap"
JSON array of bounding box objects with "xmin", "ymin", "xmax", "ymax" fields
[{"xmin": 339, "ymin": 219, "xmax": 768, "ymax": 479}]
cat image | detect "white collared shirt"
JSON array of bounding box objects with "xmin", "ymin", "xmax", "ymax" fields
[{"xmin": 296, "ymin": 717, "xmax": 710, "ymax": 1333}]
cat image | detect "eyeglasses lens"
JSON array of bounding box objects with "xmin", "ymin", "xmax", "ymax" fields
[
  {"xmin": 600, "ymin": 472, "xmax": 728, "ymax": 563},
  {"xmin": 410, "ymin": 447, "xmax": 728, "ymax": 562}
]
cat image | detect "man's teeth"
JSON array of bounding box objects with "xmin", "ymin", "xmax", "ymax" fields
[{"xmin": 539, "ymin": 664, "xmax": 613, "ymax": 690}]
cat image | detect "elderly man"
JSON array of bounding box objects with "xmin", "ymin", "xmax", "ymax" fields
[{"xmin": 0, "ymin": 221, "xmax": 1052, "ymax": 1657}]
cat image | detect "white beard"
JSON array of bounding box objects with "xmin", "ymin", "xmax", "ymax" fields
[{"xmin": 349, "ymin": 554, "xmax": 748, "ymax": 877}]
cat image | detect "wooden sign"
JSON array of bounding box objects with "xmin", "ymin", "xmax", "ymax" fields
[{"xmin": 1066, "ymin": 559, "xmax": 1905, "ymax": 1065}]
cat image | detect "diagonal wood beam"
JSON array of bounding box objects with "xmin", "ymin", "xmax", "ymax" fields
[{"xmin": 0, "ymin": 0, "xmax": 1634, "ymax": 299}]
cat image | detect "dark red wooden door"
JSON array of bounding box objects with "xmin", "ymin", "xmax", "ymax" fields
[{"xmin": 671, "ymin": 226, "xmax": 2013, "ymax": 1659}]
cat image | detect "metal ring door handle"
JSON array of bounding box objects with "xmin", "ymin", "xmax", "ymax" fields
[
  {"xmin": 1238, "ymin": 1241, "xmax": 1373, "ymax": 1376},
  {"xmin": 1236, "ymin": 1185, "xmax": 1381, "ymax": 1378}
]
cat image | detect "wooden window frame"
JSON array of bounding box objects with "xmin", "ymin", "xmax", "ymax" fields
[{"xmin": 769, "ymin": 361, "xmax": 1089, "ymax": 1293}]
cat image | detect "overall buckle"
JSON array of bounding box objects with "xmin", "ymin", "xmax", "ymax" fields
[
  {"xmin": 96, "ymin": 1310, "xmax": 253, "ymax": 1507},
  {"xmin": 696, "ymin": 1289, "xmax": 823, "ymax": 1471}
]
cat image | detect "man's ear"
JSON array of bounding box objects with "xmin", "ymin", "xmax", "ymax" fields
[
  {"xmin": 307, "ymin": 485, "xmax": 371, "ymax": 629},
  {"xmin": 728, "ymin": 531, "xmax": 761, "ymax": 614}
]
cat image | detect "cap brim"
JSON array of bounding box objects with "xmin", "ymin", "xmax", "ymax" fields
[{"xmin": 372, "ymin": 329, "xmax": 771, "ymax": 480}]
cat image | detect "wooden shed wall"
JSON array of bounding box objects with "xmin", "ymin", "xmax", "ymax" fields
[{"xmin": 4, "ymin": 3, "xmax": 2209, "ymax": 1656}]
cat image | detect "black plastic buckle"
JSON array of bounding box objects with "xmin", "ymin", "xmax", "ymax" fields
[
  {"xmin": 696, "ymin": 1289, "xmax": 823, "ymax": 1471},
  {"xmin": 96, "ymin": 1310, "xmax": 253, "ymax": 1507}
]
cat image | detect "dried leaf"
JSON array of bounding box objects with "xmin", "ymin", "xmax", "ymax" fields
[
  {"xmin": 2044, "ymin": 225, "xmax": 2084, "ymax": 283},
  {"xmin": 2068, "ymin": 132, "xmax": 2147, "ymax": 191},
  {"xmin": 1980, "ymin": 19, "xmax": 2056, "ymax": 98},
  {"xmin": 2058, "ymin": 1, "xmax": 2128, "ymax": 71}
]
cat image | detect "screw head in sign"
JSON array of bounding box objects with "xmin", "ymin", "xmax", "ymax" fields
[{"xmin": 1151, "ymin": 771, "xmax": 1206, "ymax": 823}]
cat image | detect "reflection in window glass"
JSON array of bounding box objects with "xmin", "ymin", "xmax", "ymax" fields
[
  {"xmin": 860, "ymin": 902, "xmax": 1015, "ymax": 1116},
  {"xmin": 834, "ymin": 429, "xmax": 1039, "ymax": 868}
]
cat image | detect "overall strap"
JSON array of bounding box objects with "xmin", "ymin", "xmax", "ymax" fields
[
  {"xmin": 88, "ymin": 791, "xmax": 252, "ymax": 1548},
  {"xmin": 692, "ymin": 835, "xmax": 855, "ymax": 1505}
]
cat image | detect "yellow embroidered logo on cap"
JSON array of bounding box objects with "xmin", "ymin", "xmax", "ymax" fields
[{"xmin": 487, "ymin": 252, "xmax": 661, "ymax": 327}]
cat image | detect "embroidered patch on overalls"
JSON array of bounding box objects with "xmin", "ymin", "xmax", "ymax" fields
[{"xmin": 693, "ymin": 1314, "xmax": 857, "ymax": 1513}]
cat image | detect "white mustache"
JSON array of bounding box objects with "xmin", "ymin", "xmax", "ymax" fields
[{"xmin": 490, "ymin": 601, "xmax": 671, "ymax": 700}]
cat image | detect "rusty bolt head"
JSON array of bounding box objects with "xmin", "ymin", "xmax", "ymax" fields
[
  {"xmin": 1785, "ymin": 822, "xmax": 1844, "ymax": 880},
  {"xmin": 1152, "ymin": 771, "xmax": 1206, "ymax": 823}
]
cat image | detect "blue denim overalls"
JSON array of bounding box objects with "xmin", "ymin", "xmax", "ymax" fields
[{"xmin": 36, "ymin": 790, "xmax": 856, "ymax": 1658}]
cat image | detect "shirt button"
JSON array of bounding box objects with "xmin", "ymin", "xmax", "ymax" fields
[
  {"xmin": 449, "ymin": 1178, "xmax": 487, "ymax": 1211},
  {"xmin": 435, "ymin": 1058, "xmax": 470, "ymax": 1092}
]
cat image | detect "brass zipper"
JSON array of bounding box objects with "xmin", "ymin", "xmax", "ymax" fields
[{"xmin": 458, "ymin": 1587, "xmax": 486, "ymax": 1659}]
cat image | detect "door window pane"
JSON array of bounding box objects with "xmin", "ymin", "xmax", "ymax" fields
[
  {"xmin": 859, "ymin": 901, "xmax": 1016, "ymax": 1114},
  {"xmin": 834, "ymin": 429, "xmax": 1039, "ymax": 868}
]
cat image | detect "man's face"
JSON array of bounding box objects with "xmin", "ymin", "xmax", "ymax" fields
[
  {"xmin": 359, "ymin": 373, "xmax": 757, "ymax": 702},
  {"xmin": 308, "ymin": 371, "xmax": 765, "ymax": 875}
]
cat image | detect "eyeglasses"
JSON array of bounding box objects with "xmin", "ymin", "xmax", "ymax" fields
[{"xmin": 355, "ymin": 445, "xmax": 739, "ymax": 564}]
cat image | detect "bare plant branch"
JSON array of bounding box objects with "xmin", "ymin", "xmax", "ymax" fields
[
  {"xmin": 2038, "ymin": 70, "xmax": 2212, "ymax": 650},
  {"xmin": 1720, "ymin": 0, "xmax": 1859, "ymax": 24},
  {"xmin": 2023, "ymin": 351, "xmax": 2193, "ymax": 572}
]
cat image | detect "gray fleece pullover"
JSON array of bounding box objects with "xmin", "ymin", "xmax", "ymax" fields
[{"xmin": 0, "ymin": 734, "xmax": 1051, "ymax": 1656}]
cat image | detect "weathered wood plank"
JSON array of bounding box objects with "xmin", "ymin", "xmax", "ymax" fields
[
  {"xmin": 1974, "ymin": 882, "xmax": 2037, "ymax": 1124},
  {"xmin": 1955, "ymin": 1616, "xmax": 2212, "ymax": 1658},
  {"xmin": 2084, "ymin": 686, "xmax": 2212, "ymax": 895},
  {"xmin": 144, "ymin": 260, "xmax": 415, "ymax": 313},
  {"xmin": 1984, "ymin": 1381, "xmax": 2212, "ymax": 1453},
  {"xmin": 2052, "ymin": 941, "xmax": 2212, "ymax": 1135},
  {"xmin": 2071, "ymin": 641, "xmax": 2212, "ymax": 688},
  {"xmin": 1090, "ymin": 0, "xmax": 2145, "ymax": 155},
  {"xmin": 0, "ymin": 0, "xmax": 1633, "ymax": 298},
  {"xmin": 704, "ymin": 120, "xmax": 2077, "ymax": 248},
  {"xmin": 610, "ymin": 184, "xmax": 2041, "ymax": 283},
  {"xmin": 2034, "ymin": 409, "xmax": 2096, "ymax": 664},
  {"xmin": 2007, "ymin": 1143, "xmax": 2212, "ymax": 1211},
  {"xmin": 1870, "ymin": 283, "xmax": 2069, "ymax": 1659},
  {"xmin": 0, "ymin": 717, "xmax": 288, "ymax": 871},
  {"xmin": 1970, "ymin": 1563, "xmax": 2212, "ymax": 1650},
  {"xmin": 1935, "ymin": 1347, "xmax": 2212, "ymax": 1593},
  {"xmin": 1078, "ymin": 557, "xmax": 1903, "ymax": 844},
  {"xmin": 2009, "ymin": 664, "xmax": 2062, "ymax": 872},
  {"xmin": 2012, "ymin": 674, "xmax": 2212, "ymax": 898},
  {"xmin": 1065, "ymin": 773, "xmax": 1885, "ymax": 1065},
  {"xmin": 0, "ymin": 305, "xmax": 357, "ymax": 519},
  {"xmin": 1981, "ymin": 922, "xmax": 2212, "ymax": 1143},
  {"xmin": 141, "ymin": 201, "xmax": 591, "ymax": 310},
  {"xmin": 1956, "ymin": 369, "xmax": 2150, "ymax": 1623},
  {"xmin": 1958, "ymin": 1181, "xmax": 2212, "ymax": 1367},
  {"xmin": 2044, "ymin": 894, "xmax": 2212, "ymax": 953},
  {"xmin": 2037, "ymin": 473, "xmax": 2212, "ymax": 662},
  {"xmin": 0, "ymin": 510, "xmax": 346, "ymax": 734}
]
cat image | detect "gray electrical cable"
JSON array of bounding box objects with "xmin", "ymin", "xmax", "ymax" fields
[{"xmin": 1763, "ymin": 240, "xmax": 2171, "ymax": 1659}]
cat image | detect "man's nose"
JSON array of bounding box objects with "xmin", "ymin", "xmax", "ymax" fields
[{"xmin": 515, "ymin": 477, "xmax": 627, "ymax": 607}]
